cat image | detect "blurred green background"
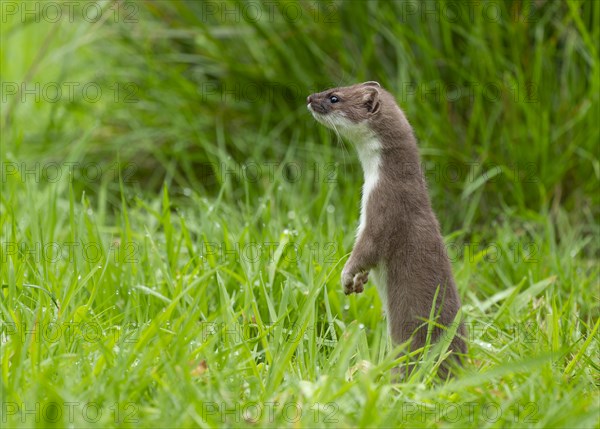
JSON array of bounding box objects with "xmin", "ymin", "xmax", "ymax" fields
[
  {"xmin": 3, "ymin": 0, "xmax": 598, "ymax": 229},
  {"xmin": 1, "ymin": 1, "xmax": 599, "ymax": 428}
]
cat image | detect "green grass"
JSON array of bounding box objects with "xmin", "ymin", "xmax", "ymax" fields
[{"xmin": 1, "ymin": 1, "xmax": 599, "ymax": 428}]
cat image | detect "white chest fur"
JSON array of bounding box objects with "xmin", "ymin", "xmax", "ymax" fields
[
  {"xmin": 355, "ymin": 138, "xmax": 387, "ymax": 312},
  {"xmin": 355, "ymin": 137, "xmax": 382, "ymax": 237}
]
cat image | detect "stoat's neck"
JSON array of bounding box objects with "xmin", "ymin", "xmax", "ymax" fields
[{"xmin": 354, "ymin": 137, "xmax": 382, "ymax": 175}]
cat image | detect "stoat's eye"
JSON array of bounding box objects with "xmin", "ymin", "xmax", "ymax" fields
[{"xmin": 329, "ymin": 95, "xmax": 339, "ymax": 103}]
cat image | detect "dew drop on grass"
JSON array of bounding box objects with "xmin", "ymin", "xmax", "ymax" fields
[
  {"xmin": 183, "ymin": 188, "xmax": 192, "ymax": 196},
  {"xmin": 359, "ymin": 324, "xmax": 365, "ymax": 329},
  {"xmin": 327, "ymin": 205, "xmax": 335, "ymax": 213},
  {"xmin": 287, "ymin": 211, "xmax": 296, "ymax": 219},
  {"xmin": 343, "ymin": 304, "xmax": 350, "ymax": 311},
  {"xmin": 78, "ymin": 275, "xmax": 82, "ymax": 280}
]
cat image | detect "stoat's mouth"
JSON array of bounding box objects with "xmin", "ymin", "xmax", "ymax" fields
[
  {"xmin": 308, "ymin": 108, "xmax": 328, "ymax": 126},
  {"xmin": 307, "ymin": 103, "xmax": 327, "ymax": 118}
]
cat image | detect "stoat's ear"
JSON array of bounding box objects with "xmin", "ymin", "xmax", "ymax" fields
[
  {"xmin": 362, "ymin": 86, "xmax": 381, "ymax": 115},
  {"xmin": 361, "ymin": 81, "xmax": 381, "ymax": 88}
]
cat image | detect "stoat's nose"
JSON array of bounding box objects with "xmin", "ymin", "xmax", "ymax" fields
[{"xmin": 307, "ymin": 95, "xmax": 313, "ymax": 105}]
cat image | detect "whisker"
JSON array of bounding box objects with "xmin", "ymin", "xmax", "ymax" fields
[{"xmin": 325, "ymin": 117, "xmax": 350, "ymax": 177}]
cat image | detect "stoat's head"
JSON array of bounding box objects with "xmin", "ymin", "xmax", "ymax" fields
[{"xmin": 307, "ymin": 81, "xmax": 384, "ymax": 141}]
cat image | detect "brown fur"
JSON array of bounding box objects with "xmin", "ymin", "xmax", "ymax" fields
[{"xmin": 307, "ymin": 82, "xmax": 467, "ymax": 376}]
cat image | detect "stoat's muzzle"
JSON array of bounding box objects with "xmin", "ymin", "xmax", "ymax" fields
[{"xmin": 306, "ymin": 94, "xmax": 329, "ymax": 115}]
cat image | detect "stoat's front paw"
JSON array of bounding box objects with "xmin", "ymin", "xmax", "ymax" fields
[{"xmin": 342, "ymin": 270, "xmax": 369, "ymax": 295}]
